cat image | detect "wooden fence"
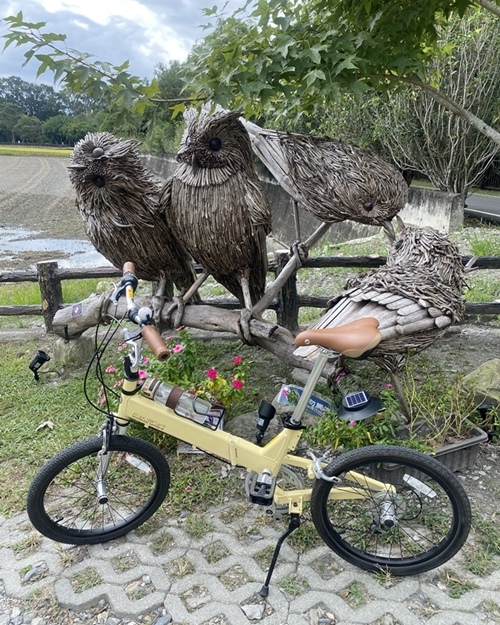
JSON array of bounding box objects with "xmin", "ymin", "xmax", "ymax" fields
[{"xmin": 1, "ymin": 256, "xmax": 500, "ymax": 334}]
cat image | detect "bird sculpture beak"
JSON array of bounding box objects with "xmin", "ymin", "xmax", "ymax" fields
[
  {"xmin": 382, "ymin": 219, "xmax": 396, "ymax": 242},
  {"xmin": 191, "ymin": 153, "xmax": 201, "ymax": 172},
  {"xmin": 67, "ymin": 164, "xmax": 87, "ymax": 170}
]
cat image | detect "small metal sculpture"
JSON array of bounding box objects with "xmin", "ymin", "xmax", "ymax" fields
[
  {"xmin": 160, "ymin": 109, "xmax": 272, "ymax": 341},
  {"xmin": 68, "ymin": 132, "xmax": 197, "ymax": 295},
  {"xmin": 294, "ymin": 224, "xmax": 470, "ymax": 382}
]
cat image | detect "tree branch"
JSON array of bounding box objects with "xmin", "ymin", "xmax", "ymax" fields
[
  {"xmin": 474, "ymin": 0, "xmax": 500, "ymax": 18},
  {"xmin": 377, "ymin": 73, "xmax": 500, "ymax": 148}
]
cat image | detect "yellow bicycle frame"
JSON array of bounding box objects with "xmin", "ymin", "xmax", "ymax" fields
[{"xmin": 116, "ymin": 347, "xmax": 394, "ymax": 515}]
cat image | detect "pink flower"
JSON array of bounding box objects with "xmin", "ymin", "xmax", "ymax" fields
[
  {"xmin": 141, "ymin": 357, "xmax": 150, "ymax": 365},
  {"xmin": 117, "ymin": 343, "xmax": 127, "ymax": 351},
  {"xmin": 173, "ymin": 344, "xmax": 184, "ymax": 353},
  {"xmin": 113, "ymin": 379, "xmax": 124, "ymax": 388},
  {"xmin": 138, "ymin": 370, "xmax": 148, "ymax": 379},
  {"xmin": 232, "ymin": 379, "xmax": 244, "ymax": 390},
  {"xmin": 207, "ymin": 368, "xmax": 218, "ymax": 380},
  {"xmin": 385, "ymin": 383, "xmax": 393, "ymax": 388},
  {"xmin": 233, "ymin": 356, "xmax": 243, "ymax": 366},
  {"xmin": 349, "ymin": 420, "xmax": 357, "ymax": 427},
  {"xmin": 99, "ymin": 396, "xmax": 107, "ymax": 405},
  {"xmin": 105, "ymin": 365, "xmax": 117, "ymax": 373},
  {"xmin": 184, "ymin": 485, "xmax": 192, "ymax": 492}
]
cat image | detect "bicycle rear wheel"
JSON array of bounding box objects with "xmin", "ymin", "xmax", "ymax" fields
[
  {"xmin": 27, "ymin": 435, "xmax": 170, "ymax": 544},
  {"xmin": 311, "ymin": 445, "xmax": 471, "ymax": 575}
]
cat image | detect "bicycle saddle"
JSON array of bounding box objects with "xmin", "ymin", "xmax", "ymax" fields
[{"xmin": 293, "ymin": 317, "xmax": 381, "ymax": 358}]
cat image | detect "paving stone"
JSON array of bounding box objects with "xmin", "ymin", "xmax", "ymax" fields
[{"xmin": 1, "ymin": 461, "xmax": 499, "ymax": 625}]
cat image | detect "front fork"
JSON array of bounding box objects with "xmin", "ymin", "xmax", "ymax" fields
[{"xmin": 96, "ymin": 415, "xmax": 130, "ymax": 504}]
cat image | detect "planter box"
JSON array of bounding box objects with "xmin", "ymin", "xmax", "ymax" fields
[
  {"xmin": 397, "ymin": 420, "xmax": 488, "ymax": 473},
  {"xmin": 433, "ymin": 424, "xmax": 488, "ymax": 472}
]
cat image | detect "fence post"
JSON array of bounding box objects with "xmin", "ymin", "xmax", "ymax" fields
[
  {"xmin": 275, "ymin": 250, "xmax": 299, "ymax": 331},
  {"xmin": 37, "ymin": 260, "xmax": 63, "ymax": 333}
]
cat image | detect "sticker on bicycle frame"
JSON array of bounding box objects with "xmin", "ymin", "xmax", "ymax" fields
[
  {"xmin": 71, "ymin": 303, "xmax": 83, "ymax": 317},
  {"xmin": 403, "ymin": 474, "xmax": 437, "ymax": 498},
  {"xmin": 125, "ymin": 453, "xmax": 152, "ymax": 474}
]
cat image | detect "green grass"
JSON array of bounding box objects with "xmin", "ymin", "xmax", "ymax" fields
[
  {"xmin": 0, "ymin": 279, "xmax": 105, "ymax": 307},
  {"xmin": 0, "ymin": 327, "xmax": 291, "ymax": 518},
  {"xmin": 466, "ymin": 275, "xmax": 500, "ymax": 303},
  {"xmin": 467, "ymin": 230, "xmax": 500, "ymax": 257},
  {"xmin": 0, "ymin": 146, "xmax": 72, "ymax": 157},
  {"xmin": 0, "ymin": 340, "xmax": 103, "ymax": 516}
]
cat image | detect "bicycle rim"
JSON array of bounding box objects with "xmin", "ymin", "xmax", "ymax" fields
[
  {"xmin": 27, "ymin": 435, "xmax": 170, "ymax": 544},
  {"xmin": 311, "ymin": 445, "xmax": 471, "ymax": 575}
]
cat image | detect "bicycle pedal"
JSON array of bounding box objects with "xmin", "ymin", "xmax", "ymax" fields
[{"xmin": 248, "ymin": 469, "xmax": 276, "ymax": 505}]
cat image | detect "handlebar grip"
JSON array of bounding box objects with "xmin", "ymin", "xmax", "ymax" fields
[
  {"xmin": 141, "ymin": 324, "xmax": 170, "ymax": 361},
  {"xmin": 123, "ymin": 261, "xmax": 136, "ymax": 275}
]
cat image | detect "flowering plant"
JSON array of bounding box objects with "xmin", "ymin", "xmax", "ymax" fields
[
  {"xmin": 194, "ymin": 355, "xmax": 248, "ymax": 408},
  {"xmin": 98, "ymin": 328, "xmax": 248, "ymax": 413}
]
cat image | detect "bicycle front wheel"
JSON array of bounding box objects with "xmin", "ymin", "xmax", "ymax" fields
[
  {"xmin": 27, "ymin": 435, "xmax": 170, "ymax": 545},
  {"xmin": 311, "ymin": 445, "xmax": 471, "ymax": 575}
]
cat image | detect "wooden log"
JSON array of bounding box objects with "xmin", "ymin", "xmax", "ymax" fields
[
  {"xmin": 386, "ymin": 297, "xmax": 414, "ymax": 311},
  {"xmin": 37, "ymin": 260, "xmax": 63, "ymax": 333},
  {"xmin": 395, "ymin": 318, "xmax": 437, "ymax": 334},
  {"xmin": 0, "ymin": 305, "xmax": 42, "ymax": 316},
  {"xmin": 0, "ymin": 270, "xmax": 39, "ymax": 284},
  {"xmin": 51, "ymin": 294, "xmax": 337, "ymax": 376},
  {"xmin": 275, "ymin": 250, "xmax": 299, "ymax": 330},
  {"xmin": 396, "ymin": 309, "xmax": 428, "ymax": 325}
]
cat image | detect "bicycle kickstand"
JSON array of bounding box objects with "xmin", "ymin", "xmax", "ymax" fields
[{"xmin": 259, "ymin": 514, "xmax": 301, "ymax": 597}]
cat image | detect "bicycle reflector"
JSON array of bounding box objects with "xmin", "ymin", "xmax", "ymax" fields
[
  {"xmin": 29, "ymin": 350, "xmax": 50, "ymax": 381},
  {"xmin": 338, "ymin": 390, "xmax": 382, "ymax": 422}
]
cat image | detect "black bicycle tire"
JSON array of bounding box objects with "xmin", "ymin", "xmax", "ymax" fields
[
  {"xmin": 27, "ymin": 435, "xmax": 170, "ymax": 544},
  {"xmin": 310, "ymin": 445, "xmax": 471, "ymax": 575}
]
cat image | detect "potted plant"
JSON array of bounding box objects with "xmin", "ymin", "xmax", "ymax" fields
[{"xmin": 305, "ymin": 355, "xmax": 488, "ymax": 472}]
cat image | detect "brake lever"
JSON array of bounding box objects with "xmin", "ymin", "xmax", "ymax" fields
[{"xmin": 110, "ymin": 271, "xmax": 139, "ymax": 305}]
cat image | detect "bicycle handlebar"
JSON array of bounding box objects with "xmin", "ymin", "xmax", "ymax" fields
[
  {"xmin": 141, "ymin": 325, "xmax": 170, "ymax": 361},
  {"xmin": 114, "ymin": 262, "xmax": 170, "ymax": 361}
]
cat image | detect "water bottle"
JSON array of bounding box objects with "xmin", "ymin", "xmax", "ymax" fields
[{"xmin": 141, "ymin": 376, "xmax": 224, "ymax": 428}]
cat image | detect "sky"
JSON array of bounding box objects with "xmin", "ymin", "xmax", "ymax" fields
[{"xmin": 0, "ymin": 0, "xmax": 242, "ymax": 85}]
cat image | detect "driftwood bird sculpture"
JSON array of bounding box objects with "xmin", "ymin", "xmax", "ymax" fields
[
  {"xmin": 68, "ymin": 132, "xmax": 197, "ymax": 301},
  {"xmin": 160, "ymin": 108, "xmax": 272, "ymax": 341},
  {"xmin": 242, "ymin": 119, "xmax": 408, "ymax": 241},
  {"xmin": 294, "ymin": 225, "xmax": 471, "ymax": 410}
]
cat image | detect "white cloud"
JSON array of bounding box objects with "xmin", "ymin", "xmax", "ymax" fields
[{"xmin": 1, "ymin": 0, "xmax": 243, "ymax": 82}]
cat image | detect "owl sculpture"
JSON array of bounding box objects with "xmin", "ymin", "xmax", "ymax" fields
[
  {"xmin": 242, "ymin": 119, "xmax": 408, "ymax": 241},
  {"xmin": 68, "ymin": 132, "xmax": 197, "ymax": 295},
  {"xmin": 294, "ymin": 224, "xmax": 469, "ymax": 375},
  {"xmin": 160, "ymin": 109, "xmax": 272, "ymax": 341}
]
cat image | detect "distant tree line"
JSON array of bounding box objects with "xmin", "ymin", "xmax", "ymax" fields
[
  {"xmin": 2, "ymin": 5, "xmax": 500, "ymax": 196},
  {"xmin": 0, "ymin": 64, "xmax": 186, "ymax": 150}
]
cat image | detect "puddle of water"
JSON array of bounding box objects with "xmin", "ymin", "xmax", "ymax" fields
[{"xmin": 0, "ymin": 226, "xmax": 111, "ymax": 270}]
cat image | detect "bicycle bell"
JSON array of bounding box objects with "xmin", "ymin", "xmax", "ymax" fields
[{"xmin": 338, "ymin": 390, "xmax": 382, "ymax": 422}]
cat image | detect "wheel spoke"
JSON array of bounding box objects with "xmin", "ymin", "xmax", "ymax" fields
[
  {"xmin": 28, "ymin": 436, "xmax": 170, "ymax": 544},
  {"xmin": 311, "ymin": 446, "xmax": 471, "ymax": 575}
]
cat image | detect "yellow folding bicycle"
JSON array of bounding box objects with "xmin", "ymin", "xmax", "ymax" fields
[{"xmin": 27, "ymin": 263, "xmax": 471, "ymax": 596}]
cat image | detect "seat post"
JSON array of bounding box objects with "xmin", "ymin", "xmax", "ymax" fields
[{"xmin": 289, "ymin": 349, "xmax": 331, "ymax": 426}]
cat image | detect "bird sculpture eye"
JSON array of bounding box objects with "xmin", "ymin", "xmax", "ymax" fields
[
  {"xmin": 93, "ymin": 175, "xmax": 106, "ymax": 188},
  {"xmin": 208, "ymin": 138, "xmax": 222, "ymax": 151},
  {"xmin": 394, "ymin": 239, "xmax": 403, "ymax": 250}
]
